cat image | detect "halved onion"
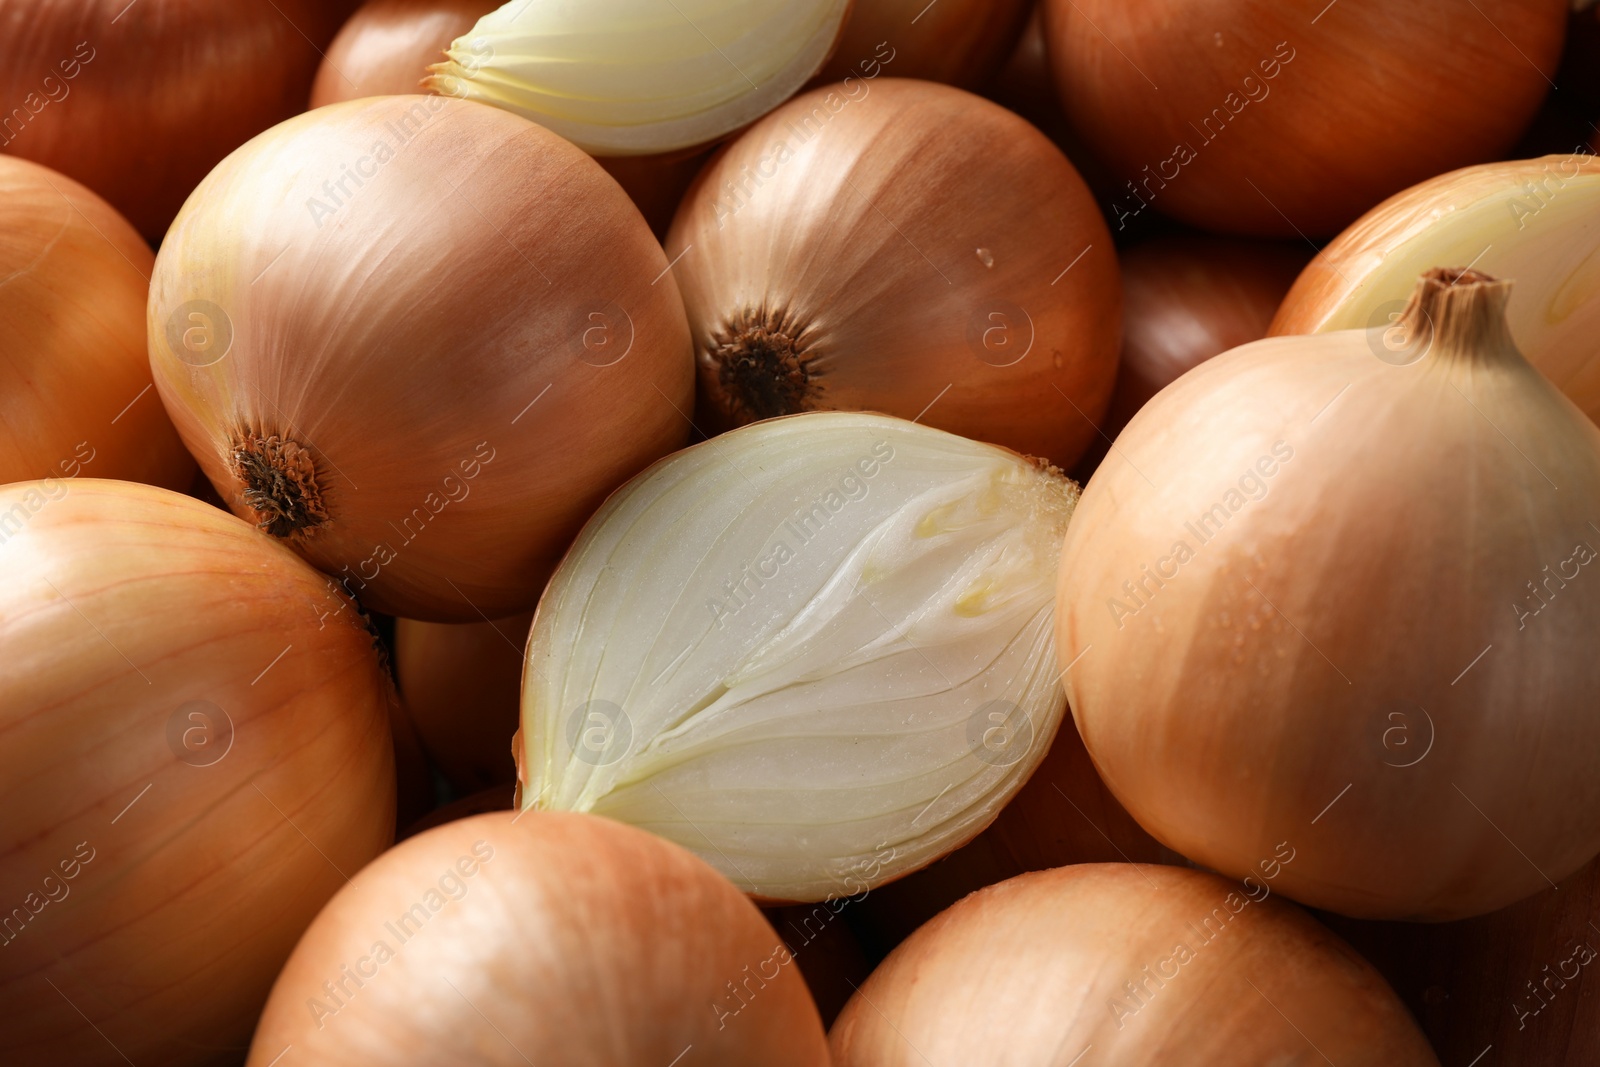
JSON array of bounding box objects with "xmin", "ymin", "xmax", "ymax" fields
[{"xmin": 0, "ymin": 480, "xmax": 394, "ymax": 1066}]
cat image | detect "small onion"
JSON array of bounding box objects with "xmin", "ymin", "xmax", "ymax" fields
[
  {"xmin": 1271, "ymin": 153, "xmax": 1600, "ymax": 424},
  {"xmin": 424, "ymin": 0, "xmax": 853, "ymax": 156},
  {"xmin": 518, "ymin": 412, "xmax": 1078, "ymax": 903},
  {"xmin": 395, "ymin": 611, "xmax": 533, "ymax": 793},
  {"xmin": 667, "ymin": 79, "xmax": 1121, "ymax": 466},
  {"xmin": 0, "ymin": 156, "xmax": 193, "ymax": 490},
  {"xmin": 816, "ymin": 0, "xmax": 1033, "ymax": 88},
  {"xmin": 148, "ymin": 95, "xmax": 694, "ymax": 621},
  {"xmin": 1059, "ymin": 269, "xmax": 1600, "ymax": 920},
  {"xmin": 246, "ymin": 811, "xmax": 831, "ymax": 1066},
  {"xmin": 0, "ymin": 480, "xmax": 394, "ymax": 1066},
  {"xmin": 830, "ymin": 864, "xmax": 1439, "ymax": 1065},
  {"xmin": 1041, "ymin": 0, "xmax": 1569, "ymax": 236},
  {"xmin": 0, "ymin": 0, "xmax": 356, "ymax": 240}
]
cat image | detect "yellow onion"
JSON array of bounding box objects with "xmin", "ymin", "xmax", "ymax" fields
[
  {"xmin": 0, "ymin": 0, "xmax": 356, "ymax": 240},
  {"xmin": 1041, "ymin": 0, "xmax": 1569, "ymax": 237},
  {"xmin": 395, "ymin": 611, "xmax": 533, "ymax": 793},
  {"xmin": 0, "ymin": 156, "xmax": 192, "ymax": 490},
  {"xmin": 667, "ymin": 79, "xmax": 1120, "ymax": 466},
  {"xmin": 1271, "ymin": 153, "xmax": 1600, "ymax": 423},
  {"xmin": 310, "ymin": 0, "xmax": 491, "ymax": 108},
  {"xmin": 0, "ymin": 480, "xmax": 394, "ymax": 1067},
  {"xmin": 246, "ymin": 811, "xmax": 831, "ymax": 1065},
  {"xmin": 1058, "ymin": 268, "xmax": 1600, "ymax": 920},
  {"xmin": 424, "ymin": 0, "xmax": 853, "ymax": 156},
  {"xmin": 830, "ymin": 864, "xmax": 1439, "ymax": 1065},
  {"xmin": 815, "ymin": 0, "xmax": 1032, "ymax": 88},
  {"xmin": 518, "ymin": 412, "xmax": 1078, "ymax": 903},
  {"xmin": 148, "ymin": 95, "xmax": 694, "ymax": 621}
]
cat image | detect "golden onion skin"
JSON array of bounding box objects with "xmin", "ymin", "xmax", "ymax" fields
[
  {"xmin": 1058, "ymin": 271, "xmax": 1600, "ymax": 921},
  {"xmin": 247, "ymin": 812, "xmax": 832, "ymax": 1066},
  {"xmin": 310, "ymin": 0, "xmax": 491, "ymax": 109},
  {"xmin": 831, "ymin": 865, "xmax": 1439, "ymax": 1066},
  {"xmin": 0, "ymin": 480, "xmax": 395, "ymax": 1066}
]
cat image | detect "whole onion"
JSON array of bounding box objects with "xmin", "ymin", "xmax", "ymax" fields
[
  {"xmin": 816, "ymin": 0, "xmax": 1033, "ymax": 88},
  {"xmin": 668, "ymin": 79, "xmax": 1121, "ymax": 466},
  {"xmin": 247, "ymin": 812, "xmax": 831, "ymax": 1065},
  {"xmin": 0, "ymin": 0, "xmax": 357, "ymax": 240},
  {"xmin": 148, "ymin": 95, "xmax": 694, "ymax": 621},
  {"xmin": 1041, "ymin": 0, "xmax": 1569, "ymax": 236},
  {"xmin": 831, "ymin": 864, "xmax": 1439, "ymax": 1064},
  {"xmin": 0, "ymin": 480, "xmax": 395, "ymax": 1066},
  {"xmin": 0, "ymin": 156, "xmax": 193, "ymax": 489},
  {"xmin": 1058, "ymin": 269, "xmax": 1600, "ymax": 920}
]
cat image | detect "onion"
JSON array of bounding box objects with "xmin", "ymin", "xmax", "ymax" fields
[
  {"xmin": 395, "ymin": 611, "xmax": 533, "ymax": 793},
  {"xmin": 816, "ymin": 0, "xmax": 1033, "ymax": 88},
  {"xmin": 424, "ymin": 0, "xmax": 853, "ymax": 156},
  {"xmin": 246, "ymin": 811, "xmax": 831, "ymax": 1065},
  {"xmin": 148, "ymin": 94, "xmax": 694, "ymax": 621},
  {"xmin": 517, "ymin": 412, "xmax": 1078, "ymax": 903},
  {"xmin": 1059, "ymin": 268, "xmax": 1600, "ymax": 921},
  {"xmin": 1271, "ymin": 153, "xmax": 1600, "ymax": 423},
  {"xmin": 0, "ymin": 156, "xmax": 193, "ymax": 490},
  {"xmin": 667, "ymin": 79, "xmax": 1121, "ymax": 466},
  {"xmin": 310, "ymin": 0, "xmax": 491, "ymax": 108},
  {"xmin": 830, "ymin": 864, "xmax": 1439, "ymax": 1064},
  {"xmin": 0, "ymin": 0, "xmax": 356, "ymax": 240},
  {"xmin": 0, "ymin": 479, "xmax": 395, "ymax": 1066},
  {"xmin": 1041, "ymin": 0, "xmax": 1569, "ymax": 236},
  {"xmin": 1325, "ymin": 853, "xmax": 1600, "ymax": 1065},
  {"xmin": 1109, "ymin": 234, "xmax": 1308, "ymax": 436}
]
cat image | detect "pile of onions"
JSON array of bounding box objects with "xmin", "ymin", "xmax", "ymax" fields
[
  {"xmin": 517, "ymin": 412, "xmax": 1079, "ymax": 903},
  {"xmin": 1271, "ymin": 153, "xmax": 1600, "ymax": 423},
  {"xmin": 1058, "ymin": 269, "xmax": 1600, "ymax": 920},
  {"xmin": 0, "ymin": 157, "xmax": 193, "ymax": 489},
  {"xmin": 148, "ymin": 95, "xmax": 694, "ymax": 621},
  {"xmin": 831, "ymin": 865, "xmax": 1439, "ymax": 1064},
  {"xmin": 0, "ymin": 480, "xmax": 395, "ymax": 1067},
  {"xmin": 395, "ymin": 611, "xmax": 532, "ymax": 793},
  {"xmin": 815, "ymin": 0, "xmax": 1033, "ymax": 88},
  {"xmin": 1040, "ymin": 0, "xmax": 1569, "ymax": 236},
  {"xmin": 0, "ymin": 0, "xmax": 356, "ymax": 240},
  {"xmin": 667, "ymin": 79, "xmax": 1121, "ymax": 466},
  {"xmin": 424, "ymin": 0, "xmax": 852, "ymax": 156},
  {"xmin": 247, "ymin": 811, "xmax": 830, "ymax": 1065}
]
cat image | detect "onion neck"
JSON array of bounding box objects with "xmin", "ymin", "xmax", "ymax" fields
[
  {"xmin": 231, "ymin": 430, "xmax": 329, "ymax": 538},
  {"xmin": 707, "ymin": 306, "xmax": 818, "ymax": 422},
  {"xmin": 1396, "ymin": 267, "xmax": 1518, "ymax": 362}
]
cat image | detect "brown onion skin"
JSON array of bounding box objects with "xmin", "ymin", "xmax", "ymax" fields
[
  {"xmin": 831, "ymin": 864, "xmax": 1439, "ymax": 1065},
  {"xmin": 1041, "ymin": 0, "xmax": 1568, "ymax": 237},
  {"xmin": 149, "ymin": 95, "xmax": 694, "ymax": 621},
  {"xmin": 0, "ymin": 0, "xmax": 357, "ymax": 242},
  {"xmin": 0, "ymin": 479, "xmax": 394, "ymax": 1067},
  {"xmin": 668, "ymin": 79, "xmax": 1121, "ymax": 467},
  {"xmin": 309, "ymin": 0, "xmax": 491, "ymax": 108},
  {"xmin": 816, "ymin": 0, "xmax": 1033, "ymax": 88},
  {"xmin": 394, "ymin": 612, "xmax": 533, "ymax": 794},
  {"xmin": 247, "ymin": 812, "xmax": 832, "ymax": 1066},
  {"xmin": 1324, "ymin": 854, "xmax": 1600, "ymax": 1064},
  {"xmin": 0, "ymin": 156, "xmax": 194, "ymax": 490}
]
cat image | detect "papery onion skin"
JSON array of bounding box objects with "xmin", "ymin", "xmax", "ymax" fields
[
  {"xmin": 247, "ymin": 811, "xmax": 831, "ymax": 1066},
  {"xmin": 310, "ymin": 0, "xmax": 491, "ymax": 108},
  {"xmin": 668, "ymin": 79, "xmax": 1120, "ymax": 467},
  {"xmin": 0, "ymin": 479, "xmax": 394, "ymax": 1067},
  {"xmin": 395, "ymin": 611, "xmax": 532, "ymax": 794},
  {"xmin": 148, "ymin": 95, "xmax": 694, "ymax": 621},
  {"xmin": 423, "ymin": 0, "xmax": 854, "ymax": 156},
  {"xmin": 519, "ymin": 412, "xmax": 1077, "ymax": 903},
  {"xmin": 0, "ymin": 0, "xmax": 356, "ymax": 241},
  {"xmin": 0, "ymin": 156, "xmax": 193, "ymax": 490},
  {"xmin": 1270, "ymin": 153, "xmax": 1600, "ymax": 424},
  {"xmin": 1041, "ymin": 0, "xmax": 1568, "ymax": 237},
  {"xmin": 830, "ymin": 864, "xmax": 1440, "ymax": 1065},
  {"xmin": 1059, "ymin": 270, "xmax": 1600, "ymax": 921},
  {"xmin": 816, "ymin": 0, "xmax": 1032, "ymax": 88}
]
